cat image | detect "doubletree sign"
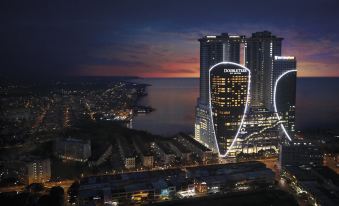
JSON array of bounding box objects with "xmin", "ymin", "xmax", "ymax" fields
[{"xmin": 223, "ymin": 68, "xmax": 247, "ymax": 74}]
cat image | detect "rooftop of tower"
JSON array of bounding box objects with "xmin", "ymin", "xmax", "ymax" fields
[
  {"xmin": 198, "ymin": 31, "xmax": 284, "ymax": 42},
  {"xmin": 199, "ymin": 33, "xmax": 246, "ymax": 42},
  {"xmin": 249, "ymin": 31, "xmax": 284, "ymax": 40}
]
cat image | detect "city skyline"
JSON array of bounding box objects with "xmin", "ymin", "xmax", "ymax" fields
[
  {"xmin": 1, "ymin": 0, "xmax": 339, "ymax": 78},
  {"xmin": 1, "ymin": 1, "xmax": 339, "ymax": 206}
]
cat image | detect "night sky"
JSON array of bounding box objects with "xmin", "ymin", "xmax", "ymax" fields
[{"xmin": 1, "ymin": 0, "xmax": 339, "ymax": 78}]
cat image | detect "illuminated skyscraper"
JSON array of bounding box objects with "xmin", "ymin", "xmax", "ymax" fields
[
  {"xmin": 199, "ymin": 33, "xmax": 246, "ymax": 104},
  {"xmin": 195, "ymin": 34, "xmax": 245, "ymax": 151},
  {"xmin": 273, "ymin": 57, "xmax": 297, "ymax": 140},
  {"xmin": 272, "ymin": 56, "xmax": 297, "ymax": 111},
  {"xmin": 209, "ymin": 62, "xmax": 250, "ymax": 157},
  {"xmin": 240, "ymin": 56, "xmax": 297, "ymax": 154},
  {"xmin": 195, "ymin": 31, "xmax": 297, "ymax": 157},
  {"xmin": 245, "ymin": 31, "xmax": 283, "ymax": 110}
]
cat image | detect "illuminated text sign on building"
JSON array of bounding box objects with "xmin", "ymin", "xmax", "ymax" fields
[
  {"xmin": 224, "ymin": 68, "xmax": 247, "ymax": 73},
  {"xmin": 274, "ymin": 56, "xmax": 295, "ymax": 60}
]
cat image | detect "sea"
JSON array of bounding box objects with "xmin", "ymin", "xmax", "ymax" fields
[{"xmin": 131, "ymin": 78, "xmax": 339, "ymax": 136}]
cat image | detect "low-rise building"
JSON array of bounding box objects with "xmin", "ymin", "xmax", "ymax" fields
[
  {"xmin": 132, "ymin": 137, "xmax": 154, "ymax": 168},
  {"xmin": 153, "ymin": 141, "xmax": 176, "ymax": 166},
  {"xmin": 281, "ymin": 166, "xmax": 339, "ymax": 206},
  {"xmin": 169, "ymin": 140, "xmax": 192, "ymax": 163},
  {"xmin": 278, "ymin": 140, "xmax": 323, "ymax": 169},
  {"xmin": 117, "ymin": 137, "xmax": 137, "ymax": 169},
  {"xmin": 78, "ymin": 161, "xmax": 274, "ymax": 205},
  {"xmin": 176, "ymin": 133, "xmax": 216, "ymax": 164},
  {"xmin": 54, "ymin": 138, "xmax": 91, "ymax": 162},
  {"xmin": 89, "ymin": 144, "xmax": 113, "ymax": 167}
]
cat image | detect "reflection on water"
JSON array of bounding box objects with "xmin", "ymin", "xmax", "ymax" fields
[{"xmin": 132, "ymin": 78, "xmax": 339, "ymax": 136}]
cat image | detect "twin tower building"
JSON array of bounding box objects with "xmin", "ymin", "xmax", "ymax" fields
[{"xmin": 194, "ymin": 31, "xmax": 297, "ymax": 158}]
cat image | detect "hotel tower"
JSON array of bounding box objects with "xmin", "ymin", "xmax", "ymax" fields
[{"xmin": 195, "ymin": 31, "xmax": 297, "ymax": 158}]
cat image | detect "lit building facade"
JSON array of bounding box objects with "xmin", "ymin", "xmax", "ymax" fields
[
  {"xmin": 194, "ymin": 104, "xmax": 213, "ymax": 148},
  {"xmin": 209, "ymin": 62, "xmax": 250, "ymax": 157},
  {"xmin": 271, "ymin": 56, "xmax": 297, "ymax": 109},
  {"xmin": 240, "ymin": 110, "xmax": 280, "ymax": 154},
  {"xmin": 199, "ymin": 33, "xmax": 246, "ymax": 105},
  {"xmin": 273, "ymin": 56, "xmax": 297, "ymax": 139},
  {"xmin": 26, "ymin": 158, "xmax": 51, "ymax": 185},
  {"xmin": 195, "ymin": 33, "xmax": 245, "ymax": 152}
]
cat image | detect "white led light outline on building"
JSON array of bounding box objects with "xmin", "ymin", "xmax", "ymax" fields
[
  {"xmin": 273, "ymin": 69, "xmax": 297, "ymax": 141},
  {"xmin": 208, "ymin": 62, "xmax": 251, "ymax": 157}
]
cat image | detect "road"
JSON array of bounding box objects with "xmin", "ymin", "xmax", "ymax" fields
[
  {"xmin": 0, "ymin": 157, "xmax": 279, "ymax": 193},
  {"xmin": 0, "ymin": 180, "xmax": 74, "ymax": 193}
]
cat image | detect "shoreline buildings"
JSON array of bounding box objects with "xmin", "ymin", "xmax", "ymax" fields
[{"xmin": 194, "ymin": 31, "xmax": 297, "ymax": 158}]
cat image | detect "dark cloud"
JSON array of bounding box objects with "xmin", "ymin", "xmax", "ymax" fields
[{"xmin": 1, "ymin": 0, "xmax": 339, "ymax": 77}]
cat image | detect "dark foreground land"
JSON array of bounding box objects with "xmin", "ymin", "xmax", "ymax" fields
[{"xmin": 152, "ymin": 189, "xmax": 298, "ymax": 206}]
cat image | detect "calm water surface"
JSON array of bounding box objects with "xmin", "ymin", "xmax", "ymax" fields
[{"xmin": 132, "ymin": 78, "xmax": 339, "ymax": 136}]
